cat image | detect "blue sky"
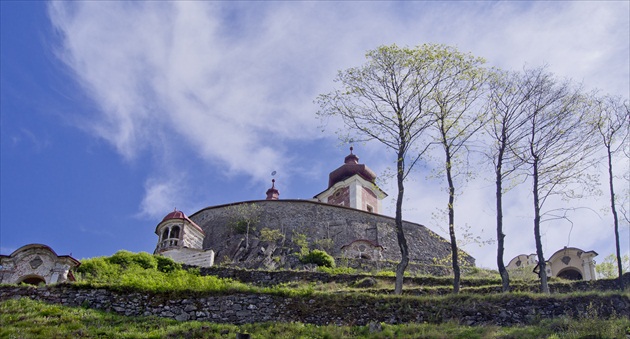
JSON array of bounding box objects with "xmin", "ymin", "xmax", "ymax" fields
[{"xmin": 1, "ymin": 1, "xmax": 628, "ymax": 269}]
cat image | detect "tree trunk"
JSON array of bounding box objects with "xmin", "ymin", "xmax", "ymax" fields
[
  {"xmin": 496, "ymin": 149, "xmax": 510, "ymax": 292},
  {"xmin": 445, "ymin": 151, "xmax": 460, "ymax": 294},
  {"xmin": 532, "ymin": 158, "xmax": 549, "ymax": 293},
  {"xmin": 245, "ymin": 223, "xmax": 250, "ymax": 250},
  {"xmin": 394, "ymin": 149, "xmax": 409, "ymax": 295},
  {"xmin": 606, "ymin": 146, "xmax": 624, "ymax": 290}
]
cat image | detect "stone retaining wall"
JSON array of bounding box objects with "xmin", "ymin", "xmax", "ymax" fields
[
  {"xmin": 1, "ymin": 284, "xmax": 628, "ymax": 327},
  {"xmin": 195, "ymin": 266, "xmax": 630, "ymax": 292}
]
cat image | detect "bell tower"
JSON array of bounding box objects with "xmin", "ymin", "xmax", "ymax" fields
[{"xmin": 314, "ymin": 147, "xmax": 387, "ymax": 213}]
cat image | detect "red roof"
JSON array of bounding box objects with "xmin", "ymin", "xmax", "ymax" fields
[
  {"xmin": 328, "ymin": 149, "xmax": 377, "ymax": 188},
  {"xmin": 160, "ymin": 210, "xmax": 205, "ymax": 234},
  {"xmin": 162, "ymin": 210, "xmax": 187, "ymax": 222}
]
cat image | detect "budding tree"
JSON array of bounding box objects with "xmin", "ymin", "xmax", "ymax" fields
[
  {"xmin": 427, "ymin": 46, "xmax": 489, "ymax": 293},
  {"xmin": 484, "ymin": 68, "xmax": 538, "ymax": 292},
  {"xmin": 513, "ymin": 68, "xmax": 597, "ymax": 293},
  {"xmin": 592, "ymin": 94, "xmax": 629, "ymax": 290},
  {"xmin": 317, "ymin": 44, "xmax": 437, "ymax": 294}
]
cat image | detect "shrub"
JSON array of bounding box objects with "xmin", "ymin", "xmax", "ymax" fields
[
  {"xmin": 155, "ymin": 255, "xmax": 181, "ymax": 273},
  {"xmin": 301, "ymin": 250, "xmax": 335, "ymax": 268},
  {"xmin": 107, "ymin": 250, "xmax": 158, "ymax": 270},
  {"xmin": 106, "ymin": 250, "xmax": 136, "ymax": 268},
  {"xmin": 259, "ymin": 228, "xmax": 284, "ymax": 242}
]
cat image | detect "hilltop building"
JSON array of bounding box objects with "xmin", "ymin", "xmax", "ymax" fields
[{"xmin": 153, "ymin": 148, "xmax": 474, "ymax": 273}]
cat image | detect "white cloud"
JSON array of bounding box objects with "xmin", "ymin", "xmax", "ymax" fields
[
  {"xmin": 48, "ymin": 1, "xmax": 628, "ymax": 267},
  {"xmin": 138, "ymin": 176, "xmax": 188, "ymax": 219}
]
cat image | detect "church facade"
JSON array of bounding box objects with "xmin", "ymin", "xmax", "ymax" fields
[{"xmin": 154, "ymin": 148, "xmax": 474, "ymax": 271}]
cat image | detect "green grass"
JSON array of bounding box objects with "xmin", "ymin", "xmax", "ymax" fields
[
  {"xmin": 8, "ymin": 251, "xmax": 624, "ymax": 338},
  {"xmin": 2, "ymin": 298, "xmax": 628, "ymax": 339}
]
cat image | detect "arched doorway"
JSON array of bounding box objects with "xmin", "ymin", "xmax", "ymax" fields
[
  {"xmin": 556, "ymin": 268, "xmax": 583, "ymax": 280},
  {"xmin": 19, "ymin": 275, "xmax": 46, "ymax": 286}
]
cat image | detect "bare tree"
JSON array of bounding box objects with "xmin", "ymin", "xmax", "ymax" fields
[
  {"xmin": 593, "ymin": 94, "xmax": 629, "ymax": 290},
  {"xmin": 427, "ymin": 46, "xmax": 489, "ymax": 293},
  {"xmin": 514, "ymin": 68, "xmax": 597, "ymax": 293},
  {"xmin": 484, "ymin": 68, "xmax": 537, "ymax": 292},
  {"xmin": 317, "ymin": 44, "xmax": 438, "ymax": 294}
]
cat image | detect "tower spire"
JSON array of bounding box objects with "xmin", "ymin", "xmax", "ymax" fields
[{"xmin": 265, "ymin": 179, "xmax": 279, "ymax": 200}]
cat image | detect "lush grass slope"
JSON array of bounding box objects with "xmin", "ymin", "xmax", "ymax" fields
[
  {"xmin": 2, "ymin": 298, "xmax": 629, "ymax": 339},
  {"xmin": 2, "ymin": 251, "xmax": 629, "ymax": 338}
]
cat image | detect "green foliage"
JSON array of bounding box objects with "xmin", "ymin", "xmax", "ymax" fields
[
  {"xmin": 596, "ymin": 253, "xmax": 629, "ymax": 279},
  {"xmin": 3, "ymin": 298, "xmax": 629, "ymax": 339},
  {"xmin": 259, "ymin": 227, "xmax": 284, "ymax": 242},
  {"xmin": 301, "ymin": 250, "xmax": 335, "ymax": 268},
  {"xmin": 107, "ymin": 250, "xmax": 157, "ymax": 269},
  {"xmin": 74, "ymin": 251, "xmax": 244, "ymax": 294},
  {"xmin": 155, "ymin": 255, "xmax": 181, "ymax": 273},
  {"xmin": 314, "ymin": 238, "xmax": 334, "ymax": 251},
  {"xmin": 292, "ymin": 231, "xmax": 309, "ymax": 256},
  {"xmin": 317, "ymin": 266, "xmax": 356, "ymax": 275},
  {"xmin": 228, "ymin": 203, "xmax": 262, "ymax": 234}
]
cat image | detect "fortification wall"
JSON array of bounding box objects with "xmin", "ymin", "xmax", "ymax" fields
[{"xmin": 189, "ymin": 200, "xmax": 473, "ymax": 268}]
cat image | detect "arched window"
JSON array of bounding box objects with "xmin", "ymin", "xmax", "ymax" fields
[
  {"xmin": 162, "ymin": 228, "xmax": 169, "ymax": 241},
  {"xmin": 170, "ymin": 226, "xmax": 180, "ymax": 239}
]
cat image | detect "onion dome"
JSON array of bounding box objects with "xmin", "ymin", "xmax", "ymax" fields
[
  {"xmin": 266, "ymin": 179, "xmax": 279, "ymax": 200},
  {"xmin": 328, "ymin": 147, "xmax": 377, "ymax": 188}
]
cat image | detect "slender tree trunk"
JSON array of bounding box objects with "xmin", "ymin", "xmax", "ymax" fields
[
  {"xmin": 394, "ymin": 149, "xmax": 409, "ymax": 295},
  {"xmin": 496, "ymin": 148, "xmax": 510, "ymax": 292},
  {"xmin": 445, "ymin": 150, "xmax": 460, "ymax": 293},
  {"xmin": 532, "ymin": 158, "xmax": 549, "ymax": 293},
  {"xmin": 606, "ymin": 146, "xmax": 624, "ymax": 290},
  {"xmin": 245, "ymin": 223, "xmax": 250, "ymax": 250}
]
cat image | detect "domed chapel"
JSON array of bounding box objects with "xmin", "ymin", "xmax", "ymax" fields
[{"xmin": 153, "ymin": 148, "xmax": 474, "ymax": 272}]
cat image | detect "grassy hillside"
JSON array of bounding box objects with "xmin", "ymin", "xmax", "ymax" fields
[
  {"xmin": 2, "ymin": 298, "xmax": 628, "ymax": 339},
  {"xmin": 1, "ymin": 251, "xmax": 628, "ymax": 338}
]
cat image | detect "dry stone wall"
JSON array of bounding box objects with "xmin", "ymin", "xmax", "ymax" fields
[{"xmin": 1, "ymin": 284, "xmax": 628, "ymax": 327}]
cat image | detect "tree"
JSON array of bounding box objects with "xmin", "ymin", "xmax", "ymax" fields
[
  {"xmin": 593, "ymin": 94, "xmax": 630, "ymax": 290},
  {"xmin": 228, "ymin": 203, "xmax": 262, "ymax": 250},
  {"xmin": 427, "ymin": 46, "xmax": 489, "ymax": 293},
  {"xmin": 596, "ymin": 253, "xmax": 629, "ymax": 279},
  {"xmin": 484, "ymin": 68, "xmax": 539, "ymax": 292},
  {"xmin": 514, "ymin": 68, "xmax": 597, "ymax": 293},
  {"xmin": 317, "ymin": 44, "xmax": 438, "ymax": 294}
]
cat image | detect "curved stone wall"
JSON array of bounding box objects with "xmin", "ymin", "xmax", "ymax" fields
[{"xmin": 189, "ymin": 199, "xmax": 473, "ymax": 267}]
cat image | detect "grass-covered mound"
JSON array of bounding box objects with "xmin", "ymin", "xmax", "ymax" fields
[
  {"xmin": 74, "ymin": 250, "xmax": 253, "ymax": 294},
  {"xmin": 2, "ymin": 297, "xmax": 628, "ymax": 339}
]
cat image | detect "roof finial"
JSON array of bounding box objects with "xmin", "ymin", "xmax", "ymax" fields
[
  {"xmin": 350, "ymin": 146, "xmax": 354, "ymax": 154},
  {"xmin": 271, "ymin": 178, "xmax": 275, "ymax": 189}
]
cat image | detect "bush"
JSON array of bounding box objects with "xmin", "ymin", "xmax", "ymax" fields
[
  {"xmin": 155, "ymin": 255, "xmax": 181, "ymax": 273},
  {"xmin": 259, "ymin": 228, "xmax": 284, "ymax": 242},
  {"xmin": 301, "ymin": 250, "xmax": 335, "ymax": 268},
  {"xmin": 107, "ymin": 250, "xmax": 157, "ymax": 270}
]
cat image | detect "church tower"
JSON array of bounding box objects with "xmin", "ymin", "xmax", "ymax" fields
[{"xmin": 314, "ymin": 147, "xmax": 387, "ymax": 213}]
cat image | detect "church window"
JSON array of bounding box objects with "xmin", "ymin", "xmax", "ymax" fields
[{"xmin": 162, "ymin": 228, "xmax": 169, "ymax": 241}]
